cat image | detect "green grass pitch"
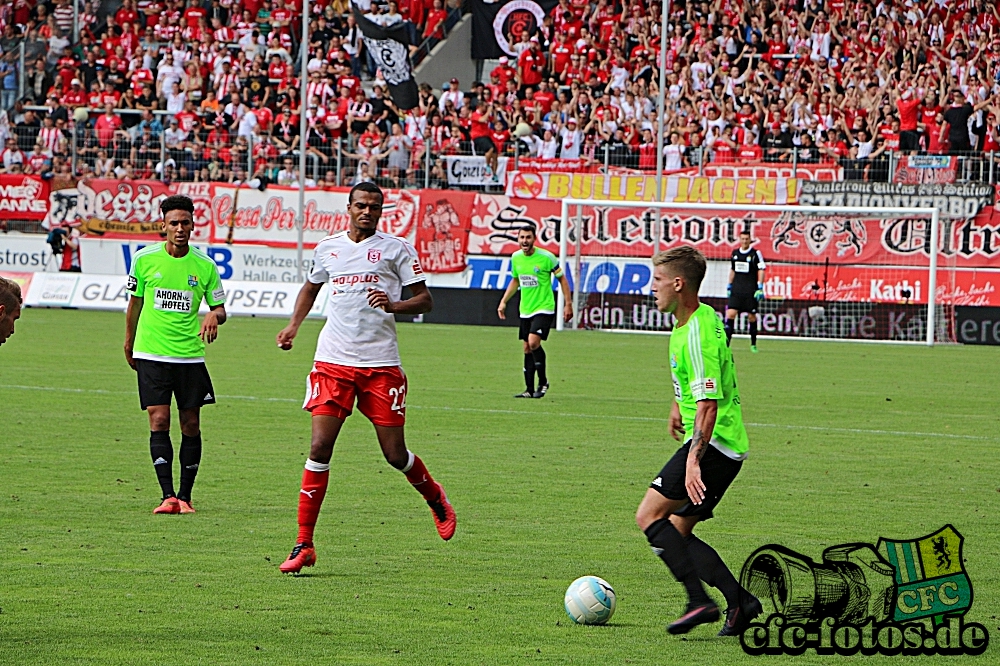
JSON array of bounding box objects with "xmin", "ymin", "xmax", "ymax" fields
[{"xmin": 1, "ymin": 309, "xmax": 998, "ymax": 665}]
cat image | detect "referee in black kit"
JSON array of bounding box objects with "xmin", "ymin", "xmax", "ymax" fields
[{"xmin": 723, "ymin": 230, "xmax": 766, "ymax": 352}]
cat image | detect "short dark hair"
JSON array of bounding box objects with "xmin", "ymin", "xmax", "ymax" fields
[
  {"xmin": 349, "ymin": 181, "xmax": 383, "ymax": 204},
  {"xmin": 739, "ymin": 229, "xmax": 751, "ymax": 236},
  {"xmin": 652, "ymin": 246, "xmax": 707, "ymax": 291},
  {"xmin": 518, "ymin": 225, "xmax": 536, "ymax": 237},
  {"xmin": 0, "ymin": 276, "xmax": 22, "ymax": 312},
  {"xmin": 160, "ymin": 194, "xmax": 194, "ymax": 217}
]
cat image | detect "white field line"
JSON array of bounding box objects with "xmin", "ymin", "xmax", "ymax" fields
[{"xmin": 1, "ymin": 383, "xmax": 992, "ymax": 442}]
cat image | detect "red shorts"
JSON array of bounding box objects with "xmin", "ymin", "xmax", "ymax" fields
[{"xmin": 303, "ymin": 362, "xmax": 407, "ymax": 427}]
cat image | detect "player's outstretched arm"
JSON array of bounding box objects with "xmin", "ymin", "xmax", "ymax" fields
[
  {"xmin": 200, "ymin": 304, "xmax": 227, "ymax": 344},
  {"xmin": 277, "ymin": 281, "xmax": 323, "ymax": 350},
  {"xmin": 124, "ymin": 295, "xmax": 143, "ymax": 370},
  {"xmin": 496, "ymin": 277, "xmax": 519, "ymax": 320},
  {"xmin": 367, "ymin": 281, "xmax": 433, "ymax": 315},
  {"xmin": 686, "ymin": 399, "xmax": 718, "ymax": 505}
]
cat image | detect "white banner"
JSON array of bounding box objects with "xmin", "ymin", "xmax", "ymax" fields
[
  {"xmin": 445, "ymin": 156, "xmax": 510, "ymax": 186},
  {"xmin": 23, "ymin": 272, "xmax": 332, "ymax": 318},
  {"xmin": 210, "ymin": 185, "xmax": 419, "ymax": 247}
]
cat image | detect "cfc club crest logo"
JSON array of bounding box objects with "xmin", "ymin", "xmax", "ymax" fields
[
  {"xmin": 493, "ymin": 0, "xmax": 546, "ymax": 57},
  {"xmin": 367, "ymin": 249, "xmax": 382, "ymax": 264},
  {"xmin": 188, "ymin": 275, "xmax": 198, "ymax": 287},
  {"xmin": 739, "ymin": 524, "xmax": 987, "ymax": 656}
]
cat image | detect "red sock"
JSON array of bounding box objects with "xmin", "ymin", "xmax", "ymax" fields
[
  {"xmin": 297, "ymin": 460, "xmax": 329, "ymax": 545},
  {"xmin": 402, "ymin": 452, "xmax": 441, "ymax": 502}
]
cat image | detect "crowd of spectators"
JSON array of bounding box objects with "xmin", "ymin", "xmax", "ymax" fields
[{"xmin": 0, "ymin": 0, "xmax": 999, "ymax": 188}]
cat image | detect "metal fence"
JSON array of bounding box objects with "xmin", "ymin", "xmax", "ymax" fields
[{"xmin": 5, "ymin": 102, "xmax": 1000, "ymax": 191}]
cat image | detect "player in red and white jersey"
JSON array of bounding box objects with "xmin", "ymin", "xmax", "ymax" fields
[{"xmin": 274, "ymin": 182, "xmax": 456, "ymax": 574}]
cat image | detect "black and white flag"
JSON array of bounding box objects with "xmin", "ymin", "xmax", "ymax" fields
[{"xmin": 351, "ymin": 4, "xmax": 419, "ymax": 110}]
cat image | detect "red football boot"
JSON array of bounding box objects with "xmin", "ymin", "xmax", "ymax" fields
[
  {"xmin": 427, "ymin": 484, "xmax": 456, "ymax": 541},
  {"xmin": 177, "ymin": 499, "xmax": 196, "ymax": 514},
  {"xmin": 153, "ymin": 497, "xmax": 180, "ymax": 515},
  {"xmin": 279, "ymin": 543, "xmax": 317, "ymax": 574}
]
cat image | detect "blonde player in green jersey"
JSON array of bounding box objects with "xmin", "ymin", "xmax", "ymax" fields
[
  {"xmin": 124, "ymin": 195, "xmax": 227, "ymax": 515},
  {"xmin": 497, "ymin": 226, "xmax": 573, "ymax": 398},
  {"xmin": 634, "ymin": 246, "xmax": 762, "ymax": 637}
]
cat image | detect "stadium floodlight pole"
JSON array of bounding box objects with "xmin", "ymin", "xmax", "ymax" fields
[
  {"xmin": 296, "ymin": 0, "xmax": 309, "ymax": 282},
  {"xmin": 927, "ymin": 207, "xmax": 939, "ymax": 346},
  {"xmin": 653, "ymin": 0, "xmax": 670, "ymax": 255}
]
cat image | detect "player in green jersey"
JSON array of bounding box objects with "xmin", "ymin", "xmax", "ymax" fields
[
  {"xmin": 497, "ymin": 226, "xmax": 573, "ymax": 398},
  {"xmin": 634, "ymin": 246, "xmax": 761, "ymax": 636},
  {"xmin": 124, "ymin": 195, "xmax": 228, "ymax": 515}
]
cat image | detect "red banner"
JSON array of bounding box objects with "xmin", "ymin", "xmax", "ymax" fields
[
  {"xmin": 0, "ymin": 175, "xmax": 50, "ymax": 220},
  {"xmin": 469, "ymin": 193, "xmax": 1000, "ymax": 269},
  {"xmin": 414, "ymin": 192, "xmax": 476, "ymax": 273},
  {"xmin": 44, "ymin": 179, "xmax": 213, "ymax": 241},
  {"xmin": 763, "ymin": 264, "xmax": 999, "ymax": 306}
]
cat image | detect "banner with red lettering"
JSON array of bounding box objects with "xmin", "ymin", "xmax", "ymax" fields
[
  {"xmin": 43, "ymin": 179, "xmax": 212, "ymax": 241},
  {"xmin": 209, "ymin": 185, "xmax": 419, "ymax": 247},
  {"xmin": 469, "ymin": 193, "xmax": 1000, "ymax": 269},
  {"xmin": 414, "ymin": 192, "xmax": 476, "ymax": 273},
  {"xmin": 0, "ymin": 175, "xmax": 50, "ymax": 220},
  {"xmin": 505, "ymin": 171, "xmax": 800, "ymax": 203}
]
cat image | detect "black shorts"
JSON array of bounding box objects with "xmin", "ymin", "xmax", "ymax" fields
[
  {"xmin": 473, "ymin": 136, "xmax": 495, "ymax": 155},
  {"xmin": 899, "ymin": 130, "xmax": 920, "ymax": 152},
  {"xmin": 519, "ymin": 313, "xmax": 553, "ymax": 341},
  {"xmin": 727, "ymin": 290, "xmax": 758, "ymax": 314},
  {"xmin": 135, "ymin": 359, "xmax": 216, "ymax": 411},
  {"xmin": 650, "ymin": 440, "xmax": 743, "ymax": 520}
]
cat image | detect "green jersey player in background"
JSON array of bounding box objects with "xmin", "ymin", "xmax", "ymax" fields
[
  {"xmin": 497, "ymin": 226, "xmax": 572, "ymax": 398},
  {"xmin": 124, "ymin": 195, "xmax": 227, "ymax": 515},
  {"xmin": 634, "ymin": 246, "xmax": 762, "ymax": 636}
]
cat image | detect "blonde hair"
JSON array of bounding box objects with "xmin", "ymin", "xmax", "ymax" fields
[{"xmin": 652, "ymin": 246, "xmax": 707, "ymax": 291}]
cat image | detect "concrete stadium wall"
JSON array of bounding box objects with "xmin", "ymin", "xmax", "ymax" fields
[{"xmin": 414, "ymin": 15, "xmax": 479, "ymax": 91}]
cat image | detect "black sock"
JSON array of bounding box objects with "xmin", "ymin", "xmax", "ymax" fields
[
  {"xmin": 150, "ymin": 431, "xmax": 175, "ymax": 500},
  {"xmin": 523, "ymin": 353, "xmax": 535, "ymax": 392},
  {"xmin": 177, "ymin": 433, "xmax": 202, "ymax": 503},
  {"xmin": 644, "ymin": 518, "xmax": 712, "ymax": 606},
  {"xmin": 685, "ymin": 534, "xmax": 742, "ymax": 609},
  {"xmin": 749, "ymin": 320, "xmax": 758, "ymax": 345},
  {"xmin": 532, "ymin": 346, "xmax": 547, "ymax": 385},
  {"xmin": 724, "ymin": 319, "xmax": 734, "ymax": 345}
]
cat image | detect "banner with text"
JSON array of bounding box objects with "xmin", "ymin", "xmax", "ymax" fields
[
  {"xmin": 42, "ymin": 179, "xmax": 213, "ymax": 241},
  {"xmin": 469, "ymin": 194, "xmax": 1000, "ymax": 268},
  {"xmin": 504, "ymin": 171, "xmax": 799, "ymax": 204},
  {"xmin": 0, "ymin": 175, "xmax": 50, "ymax": 220},
  {"xmin": 414, "ymin": 193, "xmax": 476, "ymax": 273},
  {"xmin": 445, "ymin": 156, "xmax": 510, "ymax": 187},
  {"xmin": 209, "ymin": 185, "xmax": 419, "ymax": 247}
]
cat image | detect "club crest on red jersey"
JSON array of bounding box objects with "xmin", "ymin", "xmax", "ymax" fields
[{"xmin": 367, "ymin": 249, "xmax": 381, "ymax": 263}]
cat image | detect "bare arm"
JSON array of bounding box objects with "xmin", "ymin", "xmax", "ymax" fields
[
  {"xmin": 124, "ymin": 295, "xmax": 143, "ymax": 370},
  {"xmin": 276, "ymin": 280, "xmax": 323, "ymax": 350},
  {"xmin": 685, "ymin": 398, "xmax": 718, "ymax": 504},
  {"xmin": 367, "ymin": 280, "xmax": 433, "ymax": 315},
  {"xmin": 557, "ymin": 273, "xmax": 573, "ymax": 322},
  {"xmin": 199, "ymin": 304, "xmax": 227, "ymax": 344},
  {"xmin": 497, "ymin": 276, "xmax": 520, "ymax": 320}
]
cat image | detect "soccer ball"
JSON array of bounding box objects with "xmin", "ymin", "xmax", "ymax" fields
[{"xmin": 564, "ymin": 576, "xmax": 616, "ymax": 625}]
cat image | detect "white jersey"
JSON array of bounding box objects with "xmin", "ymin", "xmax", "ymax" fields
[{"xmin": 308, "ymin": 231, "xmax": 425, "ymax": 367}]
